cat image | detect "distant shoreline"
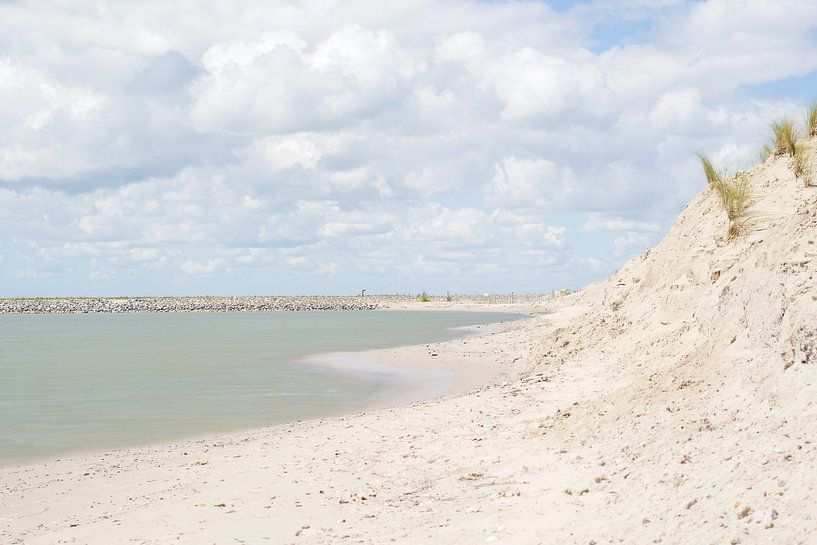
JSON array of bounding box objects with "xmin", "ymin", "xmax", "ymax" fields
[{"xmin": 0, "ymin": 294, "xmax": 550, "ymax": 314}]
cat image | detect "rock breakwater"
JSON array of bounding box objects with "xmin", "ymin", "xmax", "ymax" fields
[
  {"xmin": 0, "ymin": 294, "xmax": 548, "ymax": 314},
  {"xmin": 0, "ymin": 296, "xmax": 387, "ymax": 314}
]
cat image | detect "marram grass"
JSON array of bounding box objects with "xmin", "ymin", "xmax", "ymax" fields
[
  {"xmin": 794, "ymin": 142, "xmax": 813, "ymax": 187},
  {"xmin": 722, "ymin": 172, "xmax": 755, "ymax": 241},
  {"xmin": 699, "ymin": 156, "xmax": 755, "ymax": 241},
  {"xmin": 807, "ymin": 103, "xmax": 817, "ymax": 138},
  {"xmin": 772, "ymin": 119, "xmax": 798, "ymax": 157},
  {"xmin": 698, "ymin": 154, "xmax": 726, "ymax": 197},
  {"xmin": 760, "ymin": 143, "xmax": 774, "ymax": 163}
]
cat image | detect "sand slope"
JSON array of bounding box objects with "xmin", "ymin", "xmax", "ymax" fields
[{"xmin": 3, "ymin": 151, "xmax": 817, "ymax": 544}]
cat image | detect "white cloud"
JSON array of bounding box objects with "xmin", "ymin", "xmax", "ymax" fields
[
  {"xmin": 260, "ymin": 135, "xmax": 323, "ymax": 170},
  {"xmin": 0, "ymin": 58, "xmax": 108, "ymax": 181},
  {"xmin": 486, "ymin": 157, "xmax": 576, "ymax": 210},
  {"xmin": 190, "ymin": 26, "xmax": 422, "ymax": 134},
  {"xmin": 87, "ymin": 270, "xmax": 115, "ymax": 281},
  {"xmin": 580, "ymin": 215, "xmax": 662, "ymax": 233},
  {"xmin": 648, "ymin": 88, "xmax": 703, "ymax": 129},
  {"xmin": 490, "ymin": 48, "xmax": 603, "ymax": 122},
  {"xmin": 178, "ymin": 258, "xmax": 227, "ymax": 276},
  {"xmin": 284, "ymin": 255, "xmax": 309, "ymax": 269}
]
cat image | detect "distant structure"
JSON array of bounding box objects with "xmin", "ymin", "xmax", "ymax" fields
[{"xmin": 360, "ymin": 289, "xmax": 367, "ymax": 296}]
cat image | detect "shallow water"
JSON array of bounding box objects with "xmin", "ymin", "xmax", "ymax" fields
[{"xmin": 0, "ymin": 310, "xmax": 517, "ymax": 464}]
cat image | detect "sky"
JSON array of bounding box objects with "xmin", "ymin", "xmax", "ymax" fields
[{"xmin": 1, "ymin": 0, "xmax": 817, "ymax": 297}]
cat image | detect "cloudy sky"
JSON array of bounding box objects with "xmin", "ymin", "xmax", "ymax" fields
[{"xmin": 1, "ymin": 0, "xmax": 816, "ymax": 296}]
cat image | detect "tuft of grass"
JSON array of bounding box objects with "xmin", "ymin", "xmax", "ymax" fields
[
  {"xmin": 699, "ymin": 156, "xmax": 755, "ymax": 241},
  {"xmin": 698, "ymin": 154, "xmax": 728, "ymax": 204},
  {"xmin": 417, "ymin": 291, "xmax": 431, "ymax": 302},
  {"xmin": 699, "ymin": 154, "xmax": 722, "ymax": 186},
  {"xmin": 760, "ymin": 143, "xmax": 774, "ymax": 163},
  {"xmin": 794, "ymin": 142, "xmax": 814, "ymax": 186},
  {"xmin": 772, "ymin": 119, "xmax": 798, "ymax": 157},
  {"xmin": 721, "ymin": 172, "xmax": 755, "ymax": 241},
  {"xmin": 807, "ymin": 103, "xmax": 817, "ymax": 139}
]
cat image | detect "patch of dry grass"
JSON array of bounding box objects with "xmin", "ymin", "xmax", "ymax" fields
[
  {"xmin": 807, "ymin": 103, "xmax": 817, "ymax": 138},
  {"xmin": 760, "ymin": 143, "xmax": 774, "ymax": 163},
  {"xmin": 772, "ymin": 119, "xmax": 798, "ymax": 157},
  {"xmin": 722, "ymin": 172, "xmax": 755, "ymax": 241},
  {"xmin": 794, "ymin": 142, "xmax": 813, "ymax": 187},
  {"xmin": 698, "ymin": 154, "xmax": 726, "ymax": 197},
  {"xmin": 699, "ymin": 156, "xmax": 755, "ymax": 241}
]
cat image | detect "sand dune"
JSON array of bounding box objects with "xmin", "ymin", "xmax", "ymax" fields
[{"xmin": 3, "ymin": 150, "xmax": 817, "ymax": 543}]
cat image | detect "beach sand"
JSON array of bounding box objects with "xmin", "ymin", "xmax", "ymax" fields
[{"xmin": 3, "ymin": 150, "xmax": 817, "ymax": 544}]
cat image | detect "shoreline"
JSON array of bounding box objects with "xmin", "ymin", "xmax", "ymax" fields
[
  {"xmin": 303, "ymin": 313, "xmax": 534, "ymax": 413},
  {"xmin": 0, "ymin": 305, "xmax": 535, "ymax": 470}
]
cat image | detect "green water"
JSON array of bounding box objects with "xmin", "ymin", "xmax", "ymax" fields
[{"xmin": 0, "ymin": 310, "xmax": 518, "ymax": 465}]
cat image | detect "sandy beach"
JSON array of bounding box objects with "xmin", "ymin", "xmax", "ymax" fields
[{"xmin": 3, "ymin": 151, "xmax": 817, "ymax": 544}]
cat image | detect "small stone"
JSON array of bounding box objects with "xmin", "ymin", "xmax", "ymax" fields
[
  {"xmin": 762, "ymin": 508, "xmax": 779, "ymax": 528},
  {"xmin": 737, "ymin": 505, "xmax": 752, "ymax": 519}
]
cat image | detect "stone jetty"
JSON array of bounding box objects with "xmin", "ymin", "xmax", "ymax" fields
[{"xmin": 0, "ymin": 294, "xmax": 547, "ymax": 314}]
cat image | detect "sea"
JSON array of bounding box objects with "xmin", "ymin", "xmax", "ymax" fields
[{"xmin": 0, "ymin": 310, "xmax": 518, "ymax": 464}]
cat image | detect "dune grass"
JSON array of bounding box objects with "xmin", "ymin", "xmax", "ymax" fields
[
  {"xmin": 772, "ymin": 119, "xmax": 798, "ymax": 157},
  {"xmin": 760, "ymin": 143, "xmax": 774, "ymax": 163},
  {"xmin": 698, "ymin": 154, "xmax": 725, "ymax": 193},
  {"xmin": 794, "ymin": 142, "xmax": 813, "ymax": 186},
  {"xmin": 722, "ymin": 172, "xmax": 755, "ymax": 241},
  {"xmin": 699, "ymin": 156, "xmax": 755, "ymax": 241},
  {"xmin": 807, "ymin": 104, "xmax": 817, "ymax": 139},
  {"xmin": 417, "ymin": 291, "xmax": 431, "ymax": 302}
]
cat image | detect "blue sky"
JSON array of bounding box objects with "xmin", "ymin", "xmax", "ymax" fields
[{"xmin": 1, "ymin": 0, "xmax": 816, "ymax": 296}]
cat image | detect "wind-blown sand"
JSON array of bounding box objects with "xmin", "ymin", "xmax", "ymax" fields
[{"xmin": 3, "ymin": 152, "xmax": 817, "ymax": 544}]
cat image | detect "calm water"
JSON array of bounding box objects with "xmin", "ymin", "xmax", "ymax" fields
[{"xmin": 0, "ymin": 310, "xmax": 517, "ymax": 464}]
